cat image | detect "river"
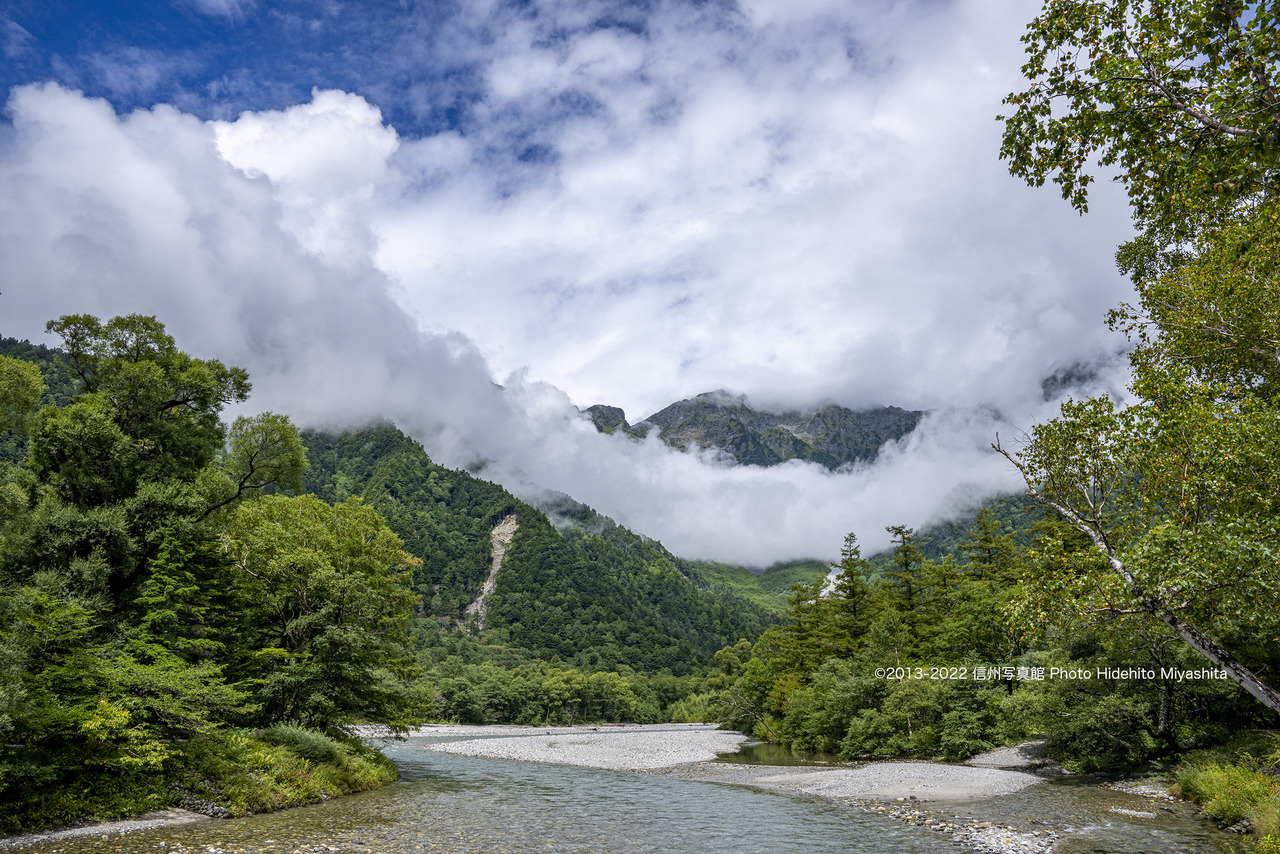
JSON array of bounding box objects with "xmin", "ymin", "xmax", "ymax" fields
[{"xmin": 8, "ymin": 736, "xmax": 1229, "ymax": 854}]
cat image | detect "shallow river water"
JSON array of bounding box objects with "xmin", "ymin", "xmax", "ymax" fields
[{"xmin": 12, "ymin": 737, "xmax": 1231, "ymax": 854}]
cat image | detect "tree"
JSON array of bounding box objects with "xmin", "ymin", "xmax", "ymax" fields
[
  {"xmin": 1000, "ymin": 0, "xmax": 1280, "ymax": 250},
  {"xmin": 0, "ymin": 357, "xmax": 43, "ymax": 433},
  {"xmin": 200, "ymin": 412, "xmax": 307, "ymax": 519},
  {"xmin": 38, "ymin": 314, "xmax": 250, "ymax": 493},
  {"xmin": 995, "ymin": 201, "xmax": 1280, "ymax": 713},
  {"xmin": 885, "ymin": 525, "xmax": 923, "ymax": 613},
  {"xmin": 960, "ymin": 508, "xmax": 1019, "ymax": 583},
  {"xmin": 219, "ymin": 494, "xmax": 423, "ymax": 730},
  {"xmin": 10, "ymin": 315, "xmax": 293, "ymax": 610},
  {"xmin": 827, "ymin": 533, "xmax": 873, "ymax": 656}
]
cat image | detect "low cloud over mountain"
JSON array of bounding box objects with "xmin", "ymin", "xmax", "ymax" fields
[{"xmin": 1, "ymin": 0, "xmax": 1133, "ymax": 563}]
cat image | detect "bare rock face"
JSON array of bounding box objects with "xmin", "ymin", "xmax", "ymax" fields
[
  {"xmin": 583, "ymin": 404, "xmax": 630, "ymax": 434},
  {"xmin": 462, "ymin": 514, "xmax": 520, "ymax": 631},
  {"xmin": 582, "ymin": 391, "xmax": 923, "ymax": 469}
]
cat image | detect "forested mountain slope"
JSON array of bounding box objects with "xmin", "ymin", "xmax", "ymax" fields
[
  {"xmin": 301, "ymin": 425, "xmax": 777, "ymax": 673},
  {"xmin": 863, "ymin": 493, "xmax": 1044, "ymax": 575}
]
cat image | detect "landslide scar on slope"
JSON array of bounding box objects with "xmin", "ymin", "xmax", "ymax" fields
[{"xmin": 463, "ymin": 514, "xmax": 519, "ymax": 631}]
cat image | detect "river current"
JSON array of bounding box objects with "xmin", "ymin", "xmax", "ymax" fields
[{"xmin": 13, "ymin": 737, "xmax": 1229, "ymax": 854}]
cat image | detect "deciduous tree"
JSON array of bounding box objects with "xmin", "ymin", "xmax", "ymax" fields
[
  {"xmin": 1000, "ymin": 0, "xmax": 1280, "ymax": 251},
  {"xmin": 996, "ymin": 202, "xmax": 1280, "ymax": 713}
]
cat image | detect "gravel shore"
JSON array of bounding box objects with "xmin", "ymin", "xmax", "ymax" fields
[
  {"xmin": 416, "ymin": 724, "xmax": 1045, "ymax": 801},
  {"xmin": 682, "ymin": 761, "xmax": 1043, "ymax": 801},
  {"xmin": 422, "ymin": 723, "xmax": 750, "ymax": 770},
  {"xmin": 650, "ymin": 762, "xmax": 1057, "ymax": 853},
  {"xmin": 0, "ymin": 809, "xmax": 209, "ymax": 850}
]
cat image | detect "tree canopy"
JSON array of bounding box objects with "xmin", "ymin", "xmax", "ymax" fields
[
  {"xmin": 996, "ymin": 201, "xmax": 1280, "ymax": 712},
  {"xmin": 0, "ymin": 315, "xmax": 423, "ymax": 828},
  {"xmin": 1000, "ymin": 0, "xmax": 1280, "ymax": 250},
  {"xmin": 1001, "ymin": 0, "xmax": 1280, "ymax": 715}
]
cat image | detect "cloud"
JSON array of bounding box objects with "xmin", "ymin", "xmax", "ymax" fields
[
  {"xmin": 185, "ymin": 0, "xmax": 256, "ymax": 20},
  {"xmin": 2, "ymin": 18, "xmax": 35, "ymax": 62},
  {"xmin": 0, "ymin": 0, "xmax": 1139, "ymax": 564},
  {"xmin": 372, "ymin": 0, "xmax": 1135, "ymax": 419},
  {"xmin": 83, "ymin": 47, "xmax": 205, "ymax": 102}
]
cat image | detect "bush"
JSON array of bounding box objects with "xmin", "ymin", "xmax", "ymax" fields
[
  {"xmin": 178, "ymin": 729, "xmax": 396, "ymax": 816},
  {"xmin": 666, "ymin": 692, "xmax": 714, "ymax": 722},
  {"xmin": 1173, "ymin": 734, "xmax": 1280, "ymax": 839},
  {"xmin": 1044, "ymin": 694, "xmax": 1158, "ymax": 771},
  {"xmin": 1176, "ymin": 761, "xmax": 1278, "ymax": 825},
  {"xmin": 0, "ymin": 761, "xmax": 171, "ymax": 834}
]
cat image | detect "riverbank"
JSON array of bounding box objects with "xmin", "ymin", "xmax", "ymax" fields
[
  {"xmin": 395, "ymin": 724, "xmax": 1206, "ymax": 854},
  {"xmin": 0, "ymin": 810, "xmax": 211, "ymax": 850},
  {"xmin": 0, "ymin": 726, "xmax": 397, "ymax": 848},
  {"xmin": 404, "ymin": 723, "xmax": 1048, "ymax": 800}
]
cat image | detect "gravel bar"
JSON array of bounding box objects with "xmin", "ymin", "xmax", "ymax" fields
[
  {"xmin": 652, "ymin": 759, "xmax": 1043, "ymax": 801},
  {"xmin": 423, "ymin": 724, "xmax": 749, "ymax": 770},
  {"xmin": 0, "ymin": 809, "xmax": 209, "ymax": 850}
]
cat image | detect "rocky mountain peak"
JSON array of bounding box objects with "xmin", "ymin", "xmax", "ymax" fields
[{"xmin": 581, "ymin": 391, "xmax": 923, "ymax": 470}]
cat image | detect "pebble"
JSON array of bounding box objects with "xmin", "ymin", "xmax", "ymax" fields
[
  {"xmin": 846, "ymin": 801, "xmax": 1059, "ymax": 854},
  {"xmin": 1102, "ymin": 779, "xmax": 1175, "ymax": 800},
  {"xmin": 425, "ymin": 725, "xmax": 749, "ymax": 770}
]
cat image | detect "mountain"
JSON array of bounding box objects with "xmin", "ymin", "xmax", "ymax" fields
[
  {"xmin": 584, "ymin": 390, "xmax": 922, "ymax": 469},
  {"xmin": 301, "ymin": 424, "xmax": 783, "ymax": 674}
]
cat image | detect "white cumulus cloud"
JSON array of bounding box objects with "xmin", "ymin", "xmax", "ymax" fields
[{"xmin": 0, "ymin": 0, "xmax": 1137, "ymax": 564}]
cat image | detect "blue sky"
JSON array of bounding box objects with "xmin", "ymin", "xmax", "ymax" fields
[
  {"xmin": 4, "ymin": 0, "xmax": 708, "ymax": 172},
  {"xmin": 0, "ymin": 0, "xmax": 1136, "ymax": 562}
]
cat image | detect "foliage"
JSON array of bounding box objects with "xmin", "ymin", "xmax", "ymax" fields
[
  {"xmin": 0, "ymin": 337, "xmax": 78, "ymax": 466},
  {"xmin": 710, "ymin": 517, "xmax": 1031, "ymax": 760},
  {"xmin": 0, "ymin": 316, "xmax": 413, "ymax": 831},
  {"xmin": 1000, "ymin": 0, "xmax": 1280, "ymax": 249},
  {"xmin": 713, "ymin": 505, "xmax": 1270, "ymax": 767},
  {"xmin": 681, "ymin": 559, "xmax": 832, "ymax": 613},
  {"xmin": 0, "ymin": 356, "xmax": 43, "ymax": 434},
  {"xmin": 175, "ymin": 729, "xmax": 396, "ymax": 817},
  {"xmin": 302, "ymin": 425, "xmax": 515, "ymax": 620},
  {"xmin": 1001, "ymin": 0, "xmax": 1280, "ymax": 737},
  {"xmin": 998, "ymin": 200, "xmax": 1280, "ymax": 715},
  {"xmin": 219, "ymin": 494, "xmax": 423, "ymax": 730},
  {"xmin": 258, "ymin": 723, "xmax": 345, "ymax": 765},
  {"xmin": 1174, "ymin": 734, "xmax": 1280, "ymax": 836}
]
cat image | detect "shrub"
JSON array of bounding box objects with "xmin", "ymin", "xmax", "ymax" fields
[
  {"xmin": 666, "ymin": 692, "xmax": 714, "ymax": 723},
  {"xmin": 1044, "ymin": 694, "xmax": 1157, "ymax": 771},
  {"xmin": 1256, "ymin": 834, "xmax": 1280, "ymax": 854},
  {"xmin": 1176, "ymin": 761, "xmax": 1277, "ymax": 825}
]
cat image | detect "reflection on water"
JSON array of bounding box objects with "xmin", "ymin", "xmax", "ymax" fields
[
  {"xmin": 9, "ymin": 737, "xmax": 1229, "ymax": 854},
  {"xmin": 715, "ymin": 740, "xmax": 841, "ymax": 766}
]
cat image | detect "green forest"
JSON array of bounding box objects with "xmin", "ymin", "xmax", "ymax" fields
[
  {"xmin": 0, "ymin": 319, "xmax": 818, "ymax": 833},
  {"xmin": 3, "ymin": 0, "xmax": 1280, "ymax": 844}
]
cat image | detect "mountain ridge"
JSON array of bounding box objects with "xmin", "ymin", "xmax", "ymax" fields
[{"xmin": 584, "ymin": 390, "xmax": 923, "ymax": 469}]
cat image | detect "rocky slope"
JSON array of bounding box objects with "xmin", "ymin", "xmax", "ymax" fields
[{"xmin": 584, "ymin": 390, "xmax": 922, "ymax": 469}]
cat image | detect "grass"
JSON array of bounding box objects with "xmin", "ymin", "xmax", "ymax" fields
[
  {"xmin": 1171, "ymin": 732, "xmax": 1280, "ymax": 849},
  {"xmin": 175, "ymin": 727, "xmax": 397, "ymax": 816}
]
